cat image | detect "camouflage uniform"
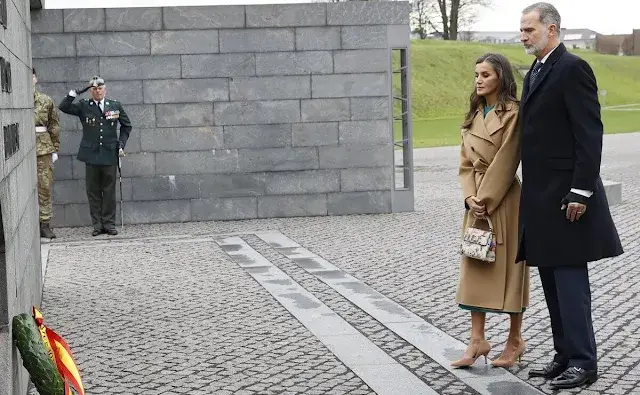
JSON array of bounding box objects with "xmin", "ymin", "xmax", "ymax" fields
[{"xmin": 34, "ymin": 89, "xmax": 61, "ymax": 238}]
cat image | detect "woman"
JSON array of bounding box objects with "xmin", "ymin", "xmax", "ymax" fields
[{"xmin": 452, "ymin": 53, "xmax": 529, "ymax": 368}]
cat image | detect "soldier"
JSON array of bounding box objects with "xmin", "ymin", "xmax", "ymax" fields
[
  {"xmin": 59, "ymin": 76, "xmax": 132, "ymax": 236},
  {"xmin": 33, "ymin": 68, "xmax": 61, "ymax": 239}
]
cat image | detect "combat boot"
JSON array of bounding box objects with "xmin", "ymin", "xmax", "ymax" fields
[{"xmin": 40, "ymin": 222, "xmax": 56, "ymax": 239}]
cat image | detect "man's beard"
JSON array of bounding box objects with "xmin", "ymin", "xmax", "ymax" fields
[{"xmin": 525, "ymin": 35, "xmax": 549, "ymax": 56}]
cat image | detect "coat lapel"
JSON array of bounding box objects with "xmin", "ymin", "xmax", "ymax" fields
[
  {"xmin": 88, "ymin": 100, "xmax": 103, "ymax": 118},
  {"xmin": 469, "ymin": 109, "xmax": 495, "ymax": 145},
  {"xmin": 484, "ymin": 107, "xmax": 504, "ymax": 137},
  {"xmin": 522, "ymin": 43, "xmax": 567, "ymax": 108}
]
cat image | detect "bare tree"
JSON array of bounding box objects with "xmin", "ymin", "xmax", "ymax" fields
[{"xmin": 411, "ymin": 0, "xmax": 492, "ymax": 40}]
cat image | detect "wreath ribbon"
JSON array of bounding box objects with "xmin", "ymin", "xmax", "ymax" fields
[{"xmin": 33, "ymin": 307, "xmax": 85, "ymax": 395}]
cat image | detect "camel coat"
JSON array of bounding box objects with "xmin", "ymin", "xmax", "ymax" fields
[{"xmin": 456, "ymin": 101, "xmax": 529, "ymax": 313}]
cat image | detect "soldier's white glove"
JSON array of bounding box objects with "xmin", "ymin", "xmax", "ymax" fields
[
  {"xmin": 118, "ymin": 148, "xmax": 125, "ymax": 157},
  {"xmin": 52, "ymin": 153, "xmax": 58, "ymax": 163}
]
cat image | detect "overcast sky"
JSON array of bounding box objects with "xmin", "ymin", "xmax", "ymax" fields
[{"xmin": 45, "ymin": 0, "xmax": 638, "ymax": 35}]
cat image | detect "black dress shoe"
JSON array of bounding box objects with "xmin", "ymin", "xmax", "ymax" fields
[
  {"xmin": 550, "ymin": 367, "xmax": 597, "ymax": 389},
  {"xmin": 91, "ymin": 229, "xmax": 102, "ymax": 237},
  {"xmin": 528, "ymin": 361, "xmax": 567, "ymax": 378},
  {"xmin": 106, "ymin": 228, "xmax": 118, "ymax": 236}
]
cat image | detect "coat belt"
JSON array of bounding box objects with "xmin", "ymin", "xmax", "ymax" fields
[{"xmin": 35, "ymin": 126, "xmax": 47, "ymax": 133}]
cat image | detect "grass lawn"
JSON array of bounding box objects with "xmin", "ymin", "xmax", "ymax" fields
[
  {"xmin": 404, "ymin": 40, "xmax": 640, "ymax": 148},
  {"xmin": 403, "ymin": 110, "xmax": 640, "ymax": 148}
]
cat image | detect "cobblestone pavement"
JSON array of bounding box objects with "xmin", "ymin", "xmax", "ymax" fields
[{"xmin": 40, "ymin": 133, "xmax": 640, "ymax": 394}]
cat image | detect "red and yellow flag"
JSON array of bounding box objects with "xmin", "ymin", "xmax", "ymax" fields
[{"xmin": 33, "ymin": 306, "xmax": 85, "ymax": 395}]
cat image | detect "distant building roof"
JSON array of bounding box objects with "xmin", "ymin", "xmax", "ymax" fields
[{"xmin": 561, "ymin": 29, "xmax": 599, "ymax": 41}]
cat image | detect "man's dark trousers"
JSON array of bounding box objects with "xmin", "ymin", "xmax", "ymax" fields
[
  {"xmin": 538, "ymin": 265, "xmax": 597, "ymax": 371},
  {"xmin": 86, "ymin": 163, "xmax": 117, "ymax": 231}
]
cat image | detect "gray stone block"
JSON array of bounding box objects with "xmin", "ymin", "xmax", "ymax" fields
[
  {"xmin": 341, "ymin": 26, "xmax": 387, "ymax": 49},
  {"xmin": 62, "ymin": 203, "xmax": 92, "ymax": 226},
  {"xmin": 31, "ymin": 34, "xmax": 75, "ymax": 58},
  {"xmin": 214, "ymin": 100, "xmax": 300, "ymax": 125},
  {"xmin": 327, "ymin": 191, "xmax": 391, "ymax": 214},
  {"xmin": 76, "ymin": 32, "xmax": 150, "ymax": 56},
  {"xmin": 255, "ymin": 51, "xmax": 333, "ymax": 76},
  {"xmin": 198, "ymin": 173, "xmax": 267, "ymax": 198},
  {"xmin": 156, "ymin": 103, "xmax": 214, "ymax": 127},
  {"xmin": 67, "ymin": 80, "xmax": 143, "ymax": 105},
  {"xmin": 223, "ymin": 124, "xmax": 290, "ymax": 149},
  {"xmin": 246, "ymin": 4, "xmax": 326, "ymax": 27},
  {"xmin": 151, "ymin": 31, "xmax": 219, "ymax": 55},
  {"xmin": 33, "ymin": 82, "xmax": 67, "ymax": 105},
  {"xmin": 53, "ymin": 178, "xmax": 132, "ymax": 204},
  {"xmin": 31, "ymin": 10, "xmax": 63, "ymax": 33},
  {"xmin": 63, "ymin": 9, "xmax": 105, "ymax": 32},
  {"xmin": 106, "ymin": 8, "xmax": 162, "ymax": 31},
  {"xmin": 123, "ymin": 200, "xmax": 191, "ymax": 224},
  {"xmin": 163, "ymin": 6, "xmax": 245, "ymax": 29},
  {"xmin": 220, "ymin": 29, "xmax": 294, "ymax": 53},
  {"xmin": 351, "ymin": 97, "xmax": 388, "ymax": 120},
  {"xmin": 265, "ymin": 170, "xmax": 339, "ymax": 195},
  {"xmin": 334, "ymin": 49, "xmax": 388, "ymax": 73},
  {"xmin": 72, "ymin": 159, "xmax": 85, "ymax": 179},
  {"xmin": 143, "ymin": 79, "xmax": 229, "ymax": 103},
  {"xmin": 340, "ymin": 167, "xmax": 392, "ymax": 192},
  {"xmin": 327, "ymin": 2, "xmax": 410, "ymax": 25},
  {"xmin": 292, "ymin": 122, "xmax": 339, "ymax": 147},
  {"xmin": 258, "ymin": 194, "xmax": 327, "ymax": 218},
  {"xmin": 58, "ymin": 131, "xmax": 82, "ymax": 155},
  {"xmin": 603, "ymin": 179, "xmax": 622, "ymax": 205},
  {"xmin": 32, "ymin": 57, "xmax": 99, "ymax": 82},
  {"xmin": 125, "ymin": 104, "xmax": 156, "ymax": 129},
  {"xmin": 141, "ymin": 127, "xmax": 222, "ymax": 152},
  {"xmin": 191, "ymin": 197, "xmax": 258, "ymax": 221},
  {"xmin": 312, "ymin": 74, "xmax": 387, "ymax": 98},
  {"xmin": 100, "ymin": 56, "xmax": 181, "ymax": 80},
  {"xmin": 229, "ymin": 76, "xmax": 310, "ymax": 101},
  {"xmin": 120, "ymin": 153, "xmax": 155, "ymax": 177},
  {"xmin": 296, "ymin": 27, "xmax": 340, "ymax": 50},
  {"xmin": 132, "ymin": 175, "xmax": 200, "ymax": 201},
  {"xmin": 319, "ymin": 145, "xmax": 390, "ymax": 168},
  {"xmin": 301, "ymin": 98, "xmax": 349, "ymax": 122},
  {"xmin": 339, "ymin": 120, "xmax": 389, "ymax": 145},
  {"xmin": 155, "ymin": 150, "xmax": 239, "ymax": 175},
  {"xmin": 182, "ymin": 54, "xmax": 255, "ymax": 78},
  {"xmin": 53, "ymin": 155, "xmax": 73, "ymax": 181},
  {"xmin": 238, "ymin": 147, "xmax": 318, "ymax": 172}
]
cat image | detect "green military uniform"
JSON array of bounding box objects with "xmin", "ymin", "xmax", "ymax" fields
[
  {"xmin": 34, "ymin": 88, "xmax": 61, "ymax": 238},
  {"xmin": 58, "ymin": 77, "xmax": 132, "ymax": 235}
]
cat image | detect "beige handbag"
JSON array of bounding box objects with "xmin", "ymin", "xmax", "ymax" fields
[{"xmin": 461, "ymin": 217, "xmax": 496, "ymax": 262}]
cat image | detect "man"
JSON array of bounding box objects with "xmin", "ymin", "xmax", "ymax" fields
[
  {"xmin": 59, "ymin": 76, "xmax": 132, "ymax": 236},
  {"xmin": 517, "ymin": 2, "xmax": 623, "ymax": 390},
  {"xmin": 33, "ymin": 68, "xmax": 61, "ymax": 239}
]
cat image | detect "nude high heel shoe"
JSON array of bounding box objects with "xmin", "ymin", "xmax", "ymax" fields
[
  {"xmin": 491, "ymin": 340, "xmax": 526, "ymax": 368},
  {"xmin": 451, "ymin": 339, "xmax": 491, "ymax": 368}
]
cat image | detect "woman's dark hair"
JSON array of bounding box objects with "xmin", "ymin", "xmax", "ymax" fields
[{"xmin": 461, "ymin": 53, "xmax": 518, "ymax": 129}]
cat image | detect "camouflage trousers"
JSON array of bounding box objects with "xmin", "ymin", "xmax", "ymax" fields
[{"xmin": 37, "ymin": 154, "xmax": 53, "ymax": 222}]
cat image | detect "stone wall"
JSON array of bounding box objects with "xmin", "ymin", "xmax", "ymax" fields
[
  {"xmin": 30, "ymin": 2, "xmax": 414, "ymax": 228},
  {"xmin": 0, "ymin": 0, "xmax": 44, "ymax": 394}
]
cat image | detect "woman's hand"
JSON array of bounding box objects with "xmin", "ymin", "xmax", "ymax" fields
[{"xmin": 465, "ymin": 196, "xmax": 486, "ymax": 218}]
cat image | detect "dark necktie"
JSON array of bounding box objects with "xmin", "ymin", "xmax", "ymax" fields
[{"xmin": 529, "ymin": 61, "xmax": 543, "ymax": 88}]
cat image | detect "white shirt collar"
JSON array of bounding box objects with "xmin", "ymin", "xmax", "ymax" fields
[{"xmin": 539, "ymin": 44, "xmax": 560, "ymax": 64}]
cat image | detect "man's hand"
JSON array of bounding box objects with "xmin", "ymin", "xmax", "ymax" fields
[
  {"xmin": 465, "ymin": 196, "xmax": 486, "ymax": 218},
  {"xmin": 117, "ymin": 141, "xmax": 125, "ymax": 157},
  {"xmin": 561, "ymin": 191, "xmax": 588, "ymax": 222},
  {"xmin": 75, "ymin": 85, "xmax": 92, "ymax": 95}
]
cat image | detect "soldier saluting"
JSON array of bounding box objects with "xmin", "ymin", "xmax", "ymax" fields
[{"xmin": 59, "ymin": 76, "xmax": 132, "ymax": 236}]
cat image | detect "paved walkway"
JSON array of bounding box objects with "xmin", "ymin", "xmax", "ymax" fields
[{"xmin": 36, "ymin": 133, "xmax": 640, "ymax": 394}]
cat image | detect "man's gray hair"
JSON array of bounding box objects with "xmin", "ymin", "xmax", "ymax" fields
[{"xmin": 523, "ymin": 2, "xmax": 561, "ymax": 31}]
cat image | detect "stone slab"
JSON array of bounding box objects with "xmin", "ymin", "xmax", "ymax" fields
[
  {"xmin": 220, "ymin": 28, "xmax": 295, "ymax": 53},
  {"xmin": 256, "ymin": 51, "xmax": 333, "ymax": 76},
  {"xmin": 163, "ymin": 6, "xmax": 245, "ymax": 29},
  {"xmin": 105, "ymin": 8, "xmax": 162, "ymax": 31},
  {"xmin": 151, "ymin": 30, "xmax": 219, "ymax": 55},
  {"xmin": 603, "ymin": 179, "xmax": 622, "ymax": 205},
  {"xmin": 246, "ymin": 4, "xmax": 326, "ymax": 27}
]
